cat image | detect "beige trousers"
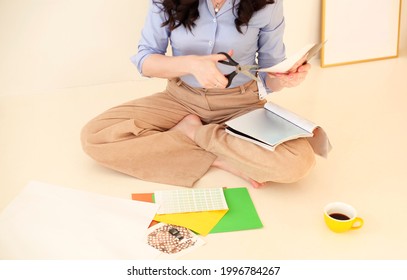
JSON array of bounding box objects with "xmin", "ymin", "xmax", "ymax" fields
[{"xmin": 81, "ymin": 79, "xmax": 315, "ymax": 187}]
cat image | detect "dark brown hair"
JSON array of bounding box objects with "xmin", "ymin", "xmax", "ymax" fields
[{"xmin": 154, "ymin": 0, "xmax": 275, "ymax": 33}]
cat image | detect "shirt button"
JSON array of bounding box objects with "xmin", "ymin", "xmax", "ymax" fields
[
  {"xmin": 213, "ymin": 18, "xmax": 216, "ymax": 23},
  {"xmin": 209, "ymin": 41, "xmax": 213, "ymax": 46}
]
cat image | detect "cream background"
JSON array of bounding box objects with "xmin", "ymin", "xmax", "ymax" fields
[
  {"xmin": 1, "ymin": 0, "xmax": 405, "ymax": 95},
  {"xmin": 1, "ymin": 0, "xmax": 407, "ymax": 261},
  {"xmin": 322, "ymin": 0, "xmax": 401, "ymax": 66}
]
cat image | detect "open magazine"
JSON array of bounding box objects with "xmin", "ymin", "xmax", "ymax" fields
[{"xmin": 225, "ymin": 102, "xmax": 332, "ymax": 158}]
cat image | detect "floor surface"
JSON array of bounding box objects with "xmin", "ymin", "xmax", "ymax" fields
[{"xmin": 1, "ymin": 54, "xmax": 407, "ymax": 260}]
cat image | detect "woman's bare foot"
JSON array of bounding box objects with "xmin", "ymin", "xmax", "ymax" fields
[
  {"xmin": 248, "ymin": 178, "xmax": 266, "ymax": 189},
  {"xmin": 212, "ymin": 158, "xmax": 266, "ymax": 188},
  {"xmin": 170, "ymin": 114, "xmax": 202, "ymax": 140},
  {"xmin": 172, "ymin": 115, "xmax": 265, "ymax": 188}
]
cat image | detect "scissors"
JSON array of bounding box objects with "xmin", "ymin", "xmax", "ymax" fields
[{"xmin": 217, "ymin": 52, "xmax": 260, "ymax": 88}]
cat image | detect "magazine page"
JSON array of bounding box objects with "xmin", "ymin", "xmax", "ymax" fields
[
  {"xmin": 264, "ymin": 102, "xmax": 317, "ymax": 133},
  {"xmin": 225, "ymin": 108, "xmax": 311, "ymax": 149},
  {"xmin": 264, "ymin": 102, "xmax": 332, "ymax": 158},
  {"xmin": 258, "ymin": 41, "xmax": 325, "ymax": 73},
  {"xmin": 305, "ymin": 127, "xmax": 332, "ymax": 158},
  {"xmin": 258, "ymin": 43, "xmax": 315, "ymax": 73},
  {"xmin": 225, "ymin": 127, "xmax": 278, "ymax": 151}
]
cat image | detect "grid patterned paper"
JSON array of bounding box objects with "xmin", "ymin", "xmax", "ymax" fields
[{"xmin": 154, "ymin": 188, "xmax": 228, "ymax": 214}]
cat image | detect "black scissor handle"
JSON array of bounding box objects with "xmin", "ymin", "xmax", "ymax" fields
[
  {"xmin": 217, "ymin": 52, "xmax": 238, "ymax": 66},
  {"xmin": 224, "ymin": 71, "xmax": 237, "ymax": 88},
  {"xmin": 217, "ymin": 52, "xmax": 239, "ymax": 87}
]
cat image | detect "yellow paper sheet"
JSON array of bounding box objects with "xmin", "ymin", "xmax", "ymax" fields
[
  {"xmin": 132, "ymin": 192, "xmax": 228, "ymax": 236},
  {"xmin": 153, "ymin": 209, "xmax": 228, "ymax": 236}
]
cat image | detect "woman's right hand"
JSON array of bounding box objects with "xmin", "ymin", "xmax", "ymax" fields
[
  {"xmin": 141, "ymin": 50, "xmax": 234, "ymax": 89},
  {"xmin": 188, "ymin": 51, "xmax": 233, "ymax": 89}
]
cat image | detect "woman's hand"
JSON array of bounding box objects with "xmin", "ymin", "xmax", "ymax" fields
[
  {"xmin": 270, "ymin": 63, "xmax": 310, "ymax": 88},
  {"xmin": 142, "ymin": 50, "xmax": 234, "ymax": 89},
  {"xmin": 189, "ymin": 50, "xmax": 234, "ymax": 89},
  {"xmin": 265, "ymin": 55, "xmax": 311, "ymax": 92}
]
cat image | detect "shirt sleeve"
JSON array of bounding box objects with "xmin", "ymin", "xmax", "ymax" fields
[
  {"xmin": 130, "ymin": 1, "xmax": 170, "ymax": 76},
  {"xmin": 257, "ymin": 0, "xmax": 286, "ymax": 94}
]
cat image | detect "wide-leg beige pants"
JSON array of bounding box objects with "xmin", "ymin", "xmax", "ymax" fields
[{"xmin": 81, "ymin": 78, "xmax": 315, "ymax": 187}]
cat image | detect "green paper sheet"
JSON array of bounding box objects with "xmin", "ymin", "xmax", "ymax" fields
[{"xmin": 210, "ymin": 187, "xmax": 263, "ymax": 233}]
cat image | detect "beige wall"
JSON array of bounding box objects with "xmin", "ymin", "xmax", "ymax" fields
[
  {"xmin": 400, "ymin": 0, "xmax": 407, "ymax": 52},
  {"xmin": 0, "ymin": 0, "xmax": 406, "ymax": 95}
]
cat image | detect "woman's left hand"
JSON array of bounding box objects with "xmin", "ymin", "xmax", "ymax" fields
[{"xmin": 267, "ymin": 62, "xmax": 311, "ymax": 88}]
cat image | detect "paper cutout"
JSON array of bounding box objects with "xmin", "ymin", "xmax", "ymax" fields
[
  {"xmin": 131, "ymin": 192, "xmax": 155, "ymax": 203},
  {"xmin": 132, "ymin": 187, "xmax": 262, "ymax": 235},
  {"xmin": 146, "ymin": 223, "xmax": 206, "ymax": 259},
  {"xmin": 154, "ymin": 188, "xmax": 228, "ymax": 214},
  {"xmin": 154, "ymin": 209, "xmax": 228, "ymax": 236},
  {"xmin": 132, "ymin": 192, "xmax": 227, "ymax": 236},
  {"xmin": 210, "ymin": 187, "xmax": 263, "ymax": 233}
]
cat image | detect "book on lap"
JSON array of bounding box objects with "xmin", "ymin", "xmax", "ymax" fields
[{"xmin": 225, "ymin": 102, "xmax": 332, "ymax": 158}]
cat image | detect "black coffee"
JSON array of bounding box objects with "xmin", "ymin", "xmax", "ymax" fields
[{"xmin": 329, "ymin": 213, "xmax": 350, "ymax": 220}]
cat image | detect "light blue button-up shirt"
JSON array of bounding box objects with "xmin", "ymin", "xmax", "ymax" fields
[{"xmin": 131, "ymin": 0, "xmax": 286, "ymax": 90}]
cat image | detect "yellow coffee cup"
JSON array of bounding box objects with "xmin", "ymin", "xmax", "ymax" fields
[{"xmin": 324, "ymin": 202, "xmax": 364, "ymax": 233}]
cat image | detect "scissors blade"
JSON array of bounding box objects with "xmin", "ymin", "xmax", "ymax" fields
[
  {"xmin": 242, "ymin": 71, "xmax": 261, "ymax": 82},
  {"xmin": 237, "ymin": 65, "xmax": 261, "ymax": 82},
  {"xmin": 238, "ymin": 65, "xmax": 260, "ymax": 71}
]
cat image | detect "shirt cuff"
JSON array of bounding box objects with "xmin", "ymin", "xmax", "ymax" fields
[
  {"xmin": 257, "ymin": 72, "xmax": 272, "ymax": 99},
  {"xmin": 130, "ymin": 52, "xmax": 153, "ymax": 78}
]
